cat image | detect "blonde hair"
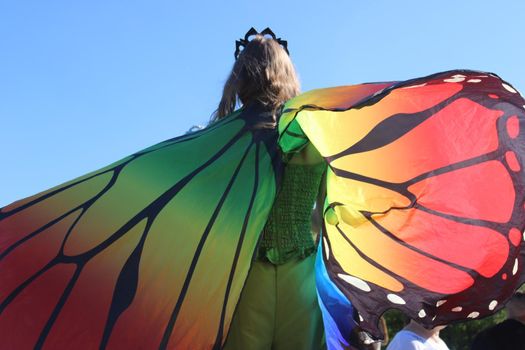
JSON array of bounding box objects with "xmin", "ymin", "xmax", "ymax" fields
[{"xmin": 212, "ymin": 34, "xmax": 300, "ymax": 121}]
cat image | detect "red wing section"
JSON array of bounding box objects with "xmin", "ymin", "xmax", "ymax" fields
[{"xmin": 287, "ymin": 71, "xmax": 525, "ymax": 337}]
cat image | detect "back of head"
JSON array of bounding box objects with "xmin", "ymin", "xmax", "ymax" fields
[{"xmin": 213, "ymin": 32, "xmax": 300, "ymax": 121}]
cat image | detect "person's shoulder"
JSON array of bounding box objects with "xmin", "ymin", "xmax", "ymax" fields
[
  {"xmin": 434, "ymin": 337, "xmax": 450, "ymax": 350},
  {"xmin": 288, "ymin": 142, "xmax": 324, "ymax": 165},
  {"xmin": 386, "ymin": 330, "xmax": 425, "ymax": 350}
]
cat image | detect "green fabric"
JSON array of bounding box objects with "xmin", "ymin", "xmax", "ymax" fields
[
  {"xmin": 223, "ymin": 254, "xmax": 326, "ymax": 350},
  {"xmin": 257, "ymin": 162, "xmax": 326, "ymax": 264},
  {"xmin": 0, "ymin": 105, "xmax": 283, "ymax": 349}
]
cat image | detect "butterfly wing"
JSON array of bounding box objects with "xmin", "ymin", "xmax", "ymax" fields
[
  {"xmin": 279, "ymin": 70, "xmax": 525, "ymax": 345},
  {"xmin": 0, "ymin": 109, "xmax": 282, "ymax": 349},
  {"xmin": 315, "ymin": 243, "xmax": 358, "ymax": 350}
]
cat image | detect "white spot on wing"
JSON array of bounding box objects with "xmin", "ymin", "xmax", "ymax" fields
[
  {"xmin": 444, "ymin": 77, "xmax": 465, "ymax": 83},
  {"xmin": 502, "ymin": 83, "xmax": 517, "ymax": 93},
  {"xmin": 403, "ymin": 83, "xmax": 427, "ymax": 89},
  {"xmin": 323, "ymin": 237, "xmax": 330, "ymax": 260},
  {"xmin": 489, "ymin": 300, "xmax": 498, "ymax": 311},
  {"xmin": 468, "ymin": 312, "xmax": 480, "ymax": 318},
  {"xmin": 337, "ymin": 273, "xmax": 371, "ymax": 292},
  {"xmin": 436, "ymin": 300, "xmax": 447, "ymax": 307},
  {"xmin": 418, "ymin": 309, "xmax": 426, "ymax": 318},
  {"xmin": 359, "ymin": 313, "xmax": 364, "ymax": 322},
  {"xmin": 452, "ymin": 306, "xmax": 462, "ymax": 312},
  {"xmin": 373, "ymin": 88, "xmax": 385, "ymax": 96},
  {"xmin": 467, "ymin": 79, "xmax": 481, "ymax": 83},
  {"xmin": 512, "ymin": 258, "xmax": 518, "ymax": 275},
  {"xmin": 387, "ymin": 294, "xmax": 406, "ymax": 305}
]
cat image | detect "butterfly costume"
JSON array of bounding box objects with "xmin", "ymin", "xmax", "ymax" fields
[{"xmin": 1, "ymin": 70, "xmax": 524, "ymax": 350}]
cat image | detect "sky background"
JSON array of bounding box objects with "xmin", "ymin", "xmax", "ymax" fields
[{"xmin": 1, "ymin": 0, "xmax": 524, "ymax": 206}]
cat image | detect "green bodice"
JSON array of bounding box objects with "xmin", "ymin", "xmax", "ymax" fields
[{"xmin": 257, "ymin": 161, "xmax": 326, "ymax": 265}]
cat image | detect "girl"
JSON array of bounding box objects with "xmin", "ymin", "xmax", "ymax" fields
[{"xmin": 210, "ymin": 29, "xmax": 326, "ymax": 350}]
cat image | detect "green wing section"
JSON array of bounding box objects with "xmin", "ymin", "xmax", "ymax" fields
[{"xmin": 0, "ymin": 108, "xmax": 282, "ymax": 349}]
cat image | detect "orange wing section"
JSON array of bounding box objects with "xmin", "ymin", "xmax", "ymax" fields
[{"xmin": 279, "ymin": 70, "xmax": 525, "ymax": 338}]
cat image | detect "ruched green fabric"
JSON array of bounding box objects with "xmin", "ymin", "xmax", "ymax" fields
[{"xmin": 258, "ymin": 162, "xmax": 326, "ymax": 265}]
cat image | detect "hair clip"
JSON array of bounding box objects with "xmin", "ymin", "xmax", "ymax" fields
[{"xmin": 234, "ymin": 27, "xmax": 289, "ymax": 59}]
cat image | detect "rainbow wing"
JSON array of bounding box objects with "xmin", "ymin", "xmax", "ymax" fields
[
  {"xmin": 279, "ymin": 70, "xmax": 525, "ymax": 347},
  {"xmin": 0, "ymin": 108, "xmax": 282, "ymax": 349}
]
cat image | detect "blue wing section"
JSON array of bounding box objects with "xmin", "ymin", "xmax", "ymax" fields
[{"xmin": 315, "ymin": 239, "xmax": 358, "ymax": 350}]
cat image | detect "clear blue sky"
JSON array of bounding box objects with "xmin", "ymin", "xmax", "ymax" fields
[{"xmin": 1, "ymin": 0, "xmax": 524, "ymax": 206}]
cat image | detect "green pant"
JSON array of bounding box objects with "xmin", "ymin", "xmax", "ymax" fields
[{"xmin": 223, "ymin": 254, "xmax": 325, "ymax": 350}]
